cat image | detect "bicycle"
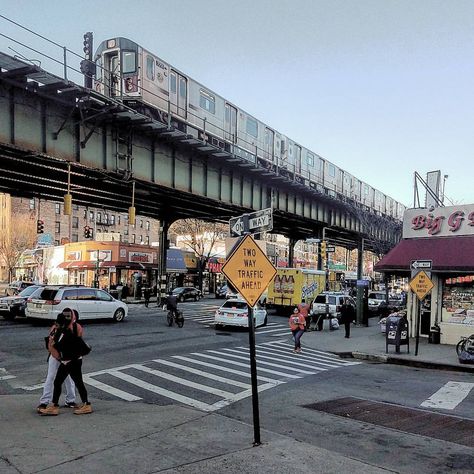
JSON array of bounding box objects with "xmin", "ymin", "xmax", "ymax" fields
[
  {"xmin": 456, "ymin": 334, "xmax": 474, "ymax": 356},
  {"xmin": 167, "ymin": 309, "xmax": 184, "ymax": 328}
]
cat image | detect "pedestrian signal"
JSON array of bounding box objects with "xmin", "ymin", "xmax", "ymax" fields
[{"xmin": 36, "ymin": 219, "xmax": 44, "ymax": 234}]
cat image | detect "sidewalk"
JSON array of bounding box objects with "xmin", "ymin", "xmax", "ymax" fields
[
  {"xmin": 0, "ymin": 394, "xmax": 391, "ymax": 474},
  {"xmin": 301, "ymin": 317, "xmax": 474, "ymax": 374}
]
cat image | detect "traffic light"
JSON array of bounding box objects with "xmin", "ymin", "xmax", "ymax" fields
[
  {"xmin": 63, "ymin": 194, "xmax": 72, "ymax": 216},
  {"xmin": 36, "ymin": 219, "xmax": 44, "ymax": 234},
  {"xmin": 83, "ymin": 32, "xmax": 93, "ymax": 59},
  {"xmin": 128, "ymin": 206, "xmax": 136, "ymax": 226},
  {"xmin": 320, "ymin": 240, "xmax": 327, "ymax": 255},
  {"xmin": 84, "ymin": 226, "xmax": 93, "ymax": 239}
]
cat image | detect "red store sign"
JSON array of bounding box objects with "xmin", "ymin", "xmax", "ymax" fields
[{"xmin": 403, "ymin": 204, "xmax": 474, "ymax": 238}]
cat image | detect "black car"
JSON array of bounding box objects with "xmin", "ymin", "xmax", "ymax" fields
[
  {"xmin": 171, "ymin": 287, "xmax": 202, "ymax": 302},
  {"xmin": 0, "ymin": 284, "xmax": 44, "ymax": 320},
  {"xmin": 5, "ymin": 281, "xmax": 35, "ymax": 296}
]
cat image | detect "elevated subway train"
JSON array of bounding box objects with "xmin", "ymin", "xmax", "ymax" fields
[{"xmin": 93, "ymin": 37, "xmax": 406, "ymax": 220}]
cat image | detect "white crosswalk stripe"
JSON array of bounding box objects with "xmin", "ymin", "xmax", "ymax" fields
[
  {"xmin": 421, "ymin": 381, "xmax": 474, "ymax": 410},
  {"xmin": 77, "ymin": 340, "xmax": 359, "ymax": 412}
]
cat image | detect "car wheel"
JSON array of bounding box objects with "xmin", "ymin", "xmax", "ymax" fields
[
  {"xmin": 113, "ymin": 308, "xmax": 125, "ymax": 322},
  {"xmin": 194, "ymin": 295, "xmax": 198, "ymax": 302}
]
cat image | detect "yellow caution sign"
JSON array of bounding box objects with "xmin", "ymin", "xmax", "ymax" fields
[
  {"xmin": 221, "ymin": 234, "xmax": 276, "ymax": 307},
  {"xmin": 409, "ymin": 270, "xmax": 434, "ymax": 301}
]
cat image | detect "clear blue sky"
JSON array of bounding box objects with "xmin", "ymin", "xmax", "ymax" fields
[{"xmin": 1, "ymin": 0, "xmax": 473, "ymax": 208}]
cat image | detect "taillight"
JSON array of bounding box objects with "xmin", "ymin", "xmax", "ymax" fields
[{"xmin": 27, "ymin": 298, "xmax": 33, "ymax": 303}]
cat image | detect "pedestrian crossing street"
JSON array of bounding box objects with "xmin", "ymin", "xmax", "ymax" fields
[
  {"xmin": 176, "ymin": 302, "xmax": 291, "ymax": 337},
  {"xmin": 83, "ymin": 340, "xmax": 360, "ymax": 412}
]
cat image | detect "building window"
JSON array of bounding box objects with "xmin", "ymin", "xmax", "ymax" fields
[
  {"xmin": 89, "ymin": 211, "xmax": 94, "ymax": 222},
  {"xmin": 55, "ymin": 221, "xmax": 60, "ymax": 234},
  {"xmin": 117, "ymin": 215, "xmax": 121, "ymax": 225},
  {"xmin": 104, "ymin": 214, "xmax": 109, "ymax": 224},
  {"xmin": 199, "ymin": 89, "xmax": 215, "ymax": 114},
  {"xmin": 139, "ymin": 235, "xmax": 143, "ymax": 243},
  {"xmin": 72, "ymin": 234, "xmax": 78, "ymax": 242},
  {"xmin": 72, "ymin": 217, "xmax": 78, "ymax": 229},
  {"xmin": 83, "ymin": 209, "xmax": 87, "ymax": 218},
  {"xmin": 145, "ymin": 235, "xmax": 150, "ymax": 245},
  {"xmin": 55, "ymin": 240, "xmax": 59, "ymax": 246},
  {"xmin": 140, "ymin": 219, "xmax": 143, "ymax": 228},
  {"xmin": 246, "ymin": 117, "xmax": 258, "ymax": 138},
  {"xmin": 131, "ymin": 234, "xmax": 136, "ymax": 243},
  {"xmin": 97, "ymin": 212, "xmax": 102, "ymax": 224},
  {"xmin": 110, "ymin": 215, "xmax": 115, "ymax": 225},
  {"xmin": 124, "ymin": 228, "xmax": 128, "ymax": 236},
  {"xmin": 55, "ymin": 203, "xmax": 61, "ymax": 214},
  {"xmin": 73, "ymin": 204, "xmax": 79, "ymax": 211},
  {"xmin": 146, "ymin": 221, "xmax": 150, "ymax": 231},
  {"xmin": 29, "ymin": 199, "xmax": 35, "ymax": 210}
]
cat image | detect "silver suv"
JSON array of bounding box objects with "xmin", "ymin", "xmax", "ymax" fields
[{"xmin": 311, "ymin": 292, "xmax": 356, "ymax": 321}]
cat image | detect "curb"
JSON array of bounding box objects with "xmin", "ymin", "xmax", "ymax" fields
[{"xmin": 334, "ymin": 351, "xmax": 474, "ymax": 373}]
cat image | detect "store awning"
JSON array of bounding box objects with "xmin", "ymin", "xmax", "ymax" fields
[
  {"xmin": 375, "ymin": 236, "xmax": 474, "ymax": 273},
  {"xmin": 59, "ymin": 260, "xmax": 155, "ymax": 270},
  {"xmin": 167, "ymin": 248, "xmax": 187, "ymax": 273}
]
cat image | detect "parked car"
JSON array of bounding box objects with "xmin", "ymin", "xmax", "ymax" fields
[
  {"xmin": 171, "ymin": 287, "xmax": 202, "ymax": 302},
  {"xmin": 311, "ymin": 292, "xmax": 356, "ymax": 321},
  {"xmin": 26, "ymin": 285, "xmax": 128, "ymax": 322},
  {"xmin": 214, "ymin": 298, "xmax": 267, "ymax": 329},
  {"xmin": 215, "ymin": 284, "xmax": 228, "ymax": 299},
  {"xmin": 0, "ymin": 284, "xmax": 44, "ymax": 320},
  {"xmin": 5, "ymin": 281, "xmax": 35, "ymax": 296}
]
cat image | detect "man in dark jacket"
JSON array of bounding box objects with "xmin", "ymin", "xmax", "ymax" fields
[
  {"xmin": 166, "ymin": 291, "xmax": 178, "ymax": 317},
  {"xmin": 340, "ymin": 299, "xmax": 356, "ymax": 338}
]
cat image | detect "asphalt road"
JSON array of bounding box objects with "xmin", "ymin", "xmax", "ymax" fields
[{"xmin": 1, "ymin": 298, "xmax": 473, "ymax": 473}]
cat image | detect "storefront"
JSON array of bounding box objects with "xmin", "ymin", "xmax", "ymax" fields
[
  {"xmin": 375, "ymin": 204, "xmax": 474, "ymax": 344},
  {"xmin": 59, "ymin": 242, "xmax": 158, "ymax": 292}
]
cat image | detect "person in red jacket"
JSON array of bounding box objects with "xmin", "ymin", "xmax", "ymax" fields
[{"xmin": 288, "ymin": 307, "xmax": 306, "ymax": 353}]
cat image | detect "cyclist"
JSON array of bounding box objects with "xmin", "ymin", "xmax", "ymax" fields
[{"xmin": 165, "ymin": 291, "xmax": 178, "ymax": 318}]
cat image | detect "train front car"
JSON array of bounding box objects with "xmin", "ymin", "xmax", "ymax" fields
[{"xmin": 93, "ymin": 37, "xmax": 141, "ymax": 102}]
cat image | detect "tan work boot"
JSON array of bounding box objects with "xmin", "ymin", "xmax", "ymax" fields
[
  {"xmin": 74, "ymin": 403, "xmax": 93, "ymax": 415},
  {"xmin": 39, "ymin": 404, "xmax": 59, "ymax": 416}
]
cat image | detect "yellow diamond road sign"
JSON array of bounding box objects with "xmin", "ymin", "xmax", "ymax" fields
[
  {"xmin": 221, "ymin": 234, "xmax": 277, "ymax": 307},
  {"xmin": 409, "ymin": 270, "xmax": 434, "ymax": 301}
]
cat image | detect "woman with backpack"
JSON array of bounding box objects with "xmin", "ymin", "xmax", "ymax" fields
[
  {"xmin": 38, "ymin": 308, "xmax": 92, "ymax": 416},
  {"xmin": 288, "ymin": 307, "xmax": 306, "ymax": 353}
]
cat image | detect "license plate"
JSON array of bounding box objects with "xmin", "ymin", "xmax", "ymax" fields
[{"xmin": 35, "ymin": 303, "xmax": 42, "ymax": 309}]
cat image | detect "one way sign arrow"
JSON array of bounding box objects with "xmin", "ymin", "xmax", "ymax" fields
[{"xmin": 411, "ymin": 260, "xmax": 432, "ymax": 270}]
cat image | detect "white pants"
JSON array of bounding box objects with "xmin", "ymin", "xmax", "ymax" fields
[{"xmin": 39, "ymin": 355, "xmax": 76, "ymax": 405}]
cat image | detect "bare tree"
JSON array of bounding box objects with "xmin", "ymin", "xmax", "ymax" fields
[
  {"xmin": 0, "ymin": 212, "xmax": 37, "ymax": 282},
  {"xmin": 169, "ymin": 219, "xmax": 228, "ymax": 291}
]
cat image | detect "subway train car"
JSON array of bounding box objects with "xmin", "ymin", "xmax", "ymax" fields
[{"xmin": 93, "ymin": 37, "xmax": 406, "ymax": 221}]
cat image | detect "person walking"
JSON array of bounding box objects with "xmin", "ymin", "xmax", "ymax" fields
[
  {"xmin": 143, "ymin": 286, "xmax": 151, "ymax": 308},
  {"xmin": 297, "ymin": 299, "xmax": 311, "ymax": 331},
  {"xmin": 288, "ymin": 307, "xmax": 306, "ymax": 353},
  {"xmin": 340, "ymin": 299, "xmax": 356, "ymax": 339},
  {"xmin": 38, "ymin": 308, "xmax": 92, "ymax": 416},
  {"xmin": 165, "ymin": 290, "xmax": 178, "ymax": 318},
  {"xmin": 37, "ymin": 314, "xmax": 77, "ymax": 413}
]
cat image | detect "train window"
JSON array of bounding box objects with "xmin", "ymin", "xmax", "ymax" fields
[
  {"xmin": 179, "ymin": 77, "xmax": 186, "ymax": 98},
  {"xmin": 307, "ymin": 153, "xmax": 314, "ymax": 166},
  {"xmin": 246, "ymin": 117, "xmax": 258, "ymax": 138},
  {"xmin": 170, "ymin": 72, "xmax": 177, "ymax": 93},
  {"xmin": 328, "ymin": 164, "xmax": 336, "ymax": 177},
  {"xmin": 122, "ymin": 51, "xmax": 136, "ymax": 73},
  {"xmin": 199, "ymin": 89, "xmax": 215, "ymax": 114},
  {"xmin": 146, "ymin": 56, "xmax": 155, "ymax": 80},
  {"xmin": 364, "ymin": 185, "xmax": 369, "ymax": 195}
]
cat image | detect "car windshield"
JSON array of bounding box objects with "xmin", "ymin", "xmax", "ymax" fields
[
  {"xmin": 221, "ymin": 301, "xmax": 248, "ymax": 310},
  {"xmin": 172, "ymin": 288, "xmax": 184, "ymax": 293},
  {"xmin": 20, "ymin": 286, "xmax": 40, "ymax": 297}
]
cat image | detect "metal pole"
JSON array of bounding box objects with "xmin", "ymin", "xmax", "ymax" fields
[
  {"xmin": 63, "ymin": 46, "xmax": 67, "ymax": 81},
  {"xmin": 247, "ymin": 304, "xmax": 261, "ymax": 446},
  {"xmin": 415, "ymin": 299, "xmax": 421, "ymax": 356}
]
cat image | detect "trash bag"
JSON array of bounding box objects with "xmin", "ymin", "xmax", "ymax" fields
[
  {"xmin": 330, "ymin": 317, "xmax": 340, "ymax": 330},
  {"xmin": 458, "ymin": 350, "xmax": 474, "ymax": 364}
]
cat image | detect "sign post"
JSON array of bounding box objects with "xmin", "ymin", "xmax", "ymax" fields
[
  {"xmin": 409, "ymin": 270, "xmax": 434, "ymax": 356},
  {"xmin": 221, "ymin": 234, "xmax": 276, "ymax": 446},
  {"xmin": 229, "ymin": 208, "xmax": 273, "ymax": 237}
]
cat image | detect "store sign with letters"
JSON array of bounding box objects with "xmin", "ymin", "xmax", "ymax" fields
[
  {"xmin": 129, "ymin": 252, "xmax": 153, "ymax": 264},
  {"xmin": 65, "ymin": 251, "xmax": 81, "ymax": 262},
  {"xmin": 403, "ymin": 204, "xmax": 474, "ymax": 238}
]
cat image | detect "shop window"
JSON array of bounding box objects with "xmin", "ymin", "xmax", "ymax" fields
[{"xmin": 442, "ymin": 276, "xmax": 474, "ymax": 326}]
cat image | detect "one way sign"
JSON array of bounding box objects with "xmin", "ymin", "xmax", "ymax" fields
[
  {"xmin": 229, "ymin": 208, "xmax": 273, "ymax": 237},
  {"xmin": 411, "ymin": 260, "xmax": 432, "ymax": 278}
]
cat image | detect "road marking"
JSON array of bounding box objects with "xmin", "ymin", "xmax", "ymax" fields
[
  {"xmin": 82, "ymin": 375, "xmax": 142, "ymax": 401},
  {"xmin": 421, "ymin": 381, "xmax": 474, "ymax": 410},
  {"xmin": 0, "ymin": 368, "xmax": 15, "ymax": 381}
]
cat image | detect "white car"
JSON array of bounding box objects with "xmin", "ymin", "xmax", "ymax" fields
[
  {"xmin": 26, "ymin": 285, "xmax": 128, "ymax": 322},
  {"xmin": 215, "ymin": 298, "xmax": 267, "ymax": 328}
]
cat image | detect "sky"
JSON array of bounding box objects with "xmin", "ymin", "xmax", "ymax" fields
[{"xmin": 0, "ymin": 0, "xmax": 473, "ymax": 208}]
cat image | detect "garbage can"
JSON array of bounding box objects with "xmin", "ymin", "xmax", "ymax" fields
[{"xmin": 428, "ymin": 325, "xmax": 441, "ymax": 344}]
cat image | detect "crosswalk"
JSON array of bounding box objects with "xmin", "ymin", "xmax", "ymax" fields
[
  {"xmin": 82, "ymin": 340, "xmax": 360, "ymax": 412},
  {"xmin": 174, "ymin": 303, "xmax": 291, "ymax": 337}
]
